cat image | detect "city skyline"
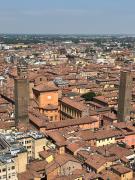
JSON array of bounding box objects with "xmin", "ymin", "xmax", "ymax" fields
[{"xmin": 0, "ymin": 0, "xmax": 135, "ymax": 34}]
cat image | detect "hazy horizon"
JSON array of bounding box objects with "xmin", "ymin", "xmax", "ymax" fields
[{"xmin": 0, "ymin": 0, "xmax": 135, "ymax": 34}]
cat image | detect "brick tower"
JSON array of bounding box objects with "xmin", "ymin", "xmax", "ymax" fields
[
  {"xmin": 14, "ymin": 60, "xmax": 29, "ymax": 126},
  {"xmin": 118, "ymin": 71, "xmax": 132, "ymax": 122}
]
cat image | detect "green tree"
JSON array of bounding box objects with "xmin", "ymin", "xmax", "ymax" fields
[{"xmin": 81, "ymin": 92, "xmax": 96, "ymax": 101}]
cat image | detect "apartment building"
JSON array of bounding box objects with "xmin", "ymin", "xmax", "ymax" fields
[
  {"xmin": 33, "ymin": 82, "xmax": 59, "ymax": 122},
  {"xmin": 59, "ymin": 97, "xmax": 89, "ymax": 120}
]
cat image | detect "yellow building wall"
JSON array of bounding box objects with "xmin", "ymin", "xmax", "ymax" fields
[
  {"xmin": 18, "ymin": 137, "xmax": 32, "ymax": 158},
  {"xmin": 75, "ymin": 177, "xmax": 83, "ymax": 180},
  {"xmin": 121, "ymin": 171, "xmax": 133, "ymax": 180},
  {"xmin": 47, "ymin": 168, "xmax": 59, "ymax": 180},
  {"xmin": 33, "ymin": 138, "xmax": 45, "ymax": 159},
  {"xmin": 96, "ymin": 137, "xmax": 116, "ymax": 147},
  {"xmin": 46, "ymin": 155, "xmax": 54, "ymax": 163},
  {"xmin": 43, "ymin": 109, "xmax": 59, "ymax": 121},
  {"xmin": 39, "ymin": 127, "xmax": 46, "ymax": 134},
  {"xmin": 34, "ymin": 177, "xmax": 40, "ymax": 180},
  {"xmin": 29, "ymin": 82, "xmax": 35, "ymax": 99},
  {"xmin": 14, "ymin": 151, "xmax": 27, "ymax": 173},
  {"xmin": 96, "ymin": 162, "xmax": 112, "ymax": 173},
  {"xmin": 59, "ymin": 146, "xmax": 65, "ymax": 155},
  {"xmin": 0, "ymin": 162, "xmax": 18, "ymax": 180}
]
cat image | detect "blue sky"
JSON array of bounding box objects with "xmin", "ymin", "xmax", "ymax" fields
[{"xmin": 0, "ymin": 0, "xmax": 135, "ymax": 34}]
